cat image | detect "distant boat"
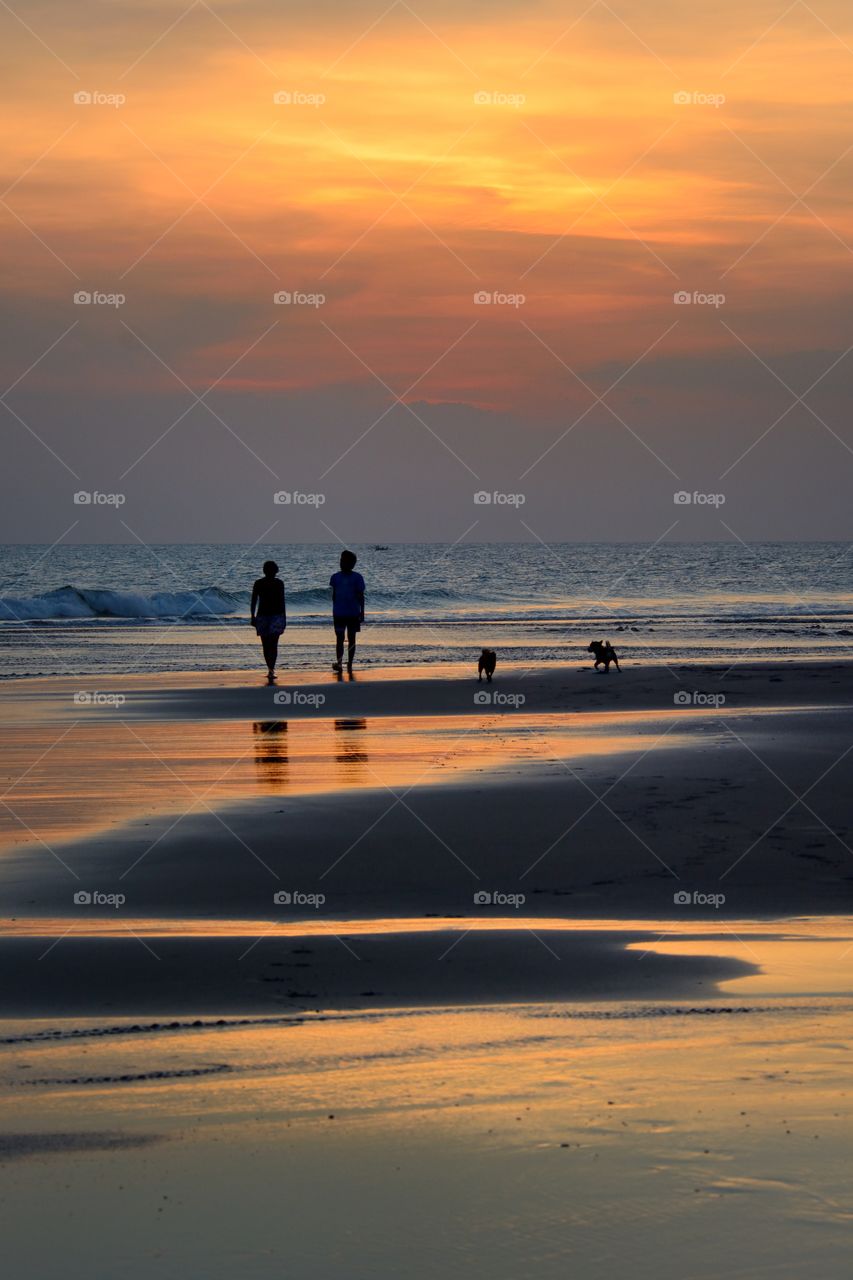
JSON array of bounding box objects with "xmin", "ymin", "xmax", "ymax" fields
[{"xmin": 373, "ymin": 544, "xmax": 389, "ymax": 550}]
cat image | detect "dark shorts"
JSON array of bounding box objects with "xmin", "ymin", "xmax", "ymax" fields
[
  {"xmin": 333, "ymin": 615, "xmax": 361, "ymax": 639},
  {"xmin": 255, "ymin": 614, "xmax": 286, "ymax": 639}
]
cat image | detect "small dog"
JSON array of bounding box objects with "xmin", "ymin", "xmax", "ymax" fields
[
  {"xmin": 478, "ymin": 648, "xmax": 497, "ymax": 682},
  {"xmin": 588, "ymin": 640, "xmax": 620, "ymax": 673}
]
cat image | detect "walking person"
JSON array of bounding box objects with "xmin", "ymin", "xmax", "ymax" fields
[
  {"xmin": 251, "ymin": 560, "xmax": 286, "ymax": 683},
  {"xmin": 330, "ymin": 549, "xmax": 365, "ymax": 674}
]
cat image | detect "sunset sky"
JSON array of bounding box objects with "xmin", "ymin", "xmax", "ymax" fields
[{"xmin": 2, "ymin": 0, "xmax": 852, "ymax": 541}]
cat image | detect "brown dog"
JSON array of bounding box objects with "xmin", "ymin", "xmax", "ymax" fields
[
  {"xmin": 588, "ymin": 640, "xmax": 620, "ymax": 673},
  {"xmin": 478, "ymin": 648, "xmax": 497, "ymax": 682}
]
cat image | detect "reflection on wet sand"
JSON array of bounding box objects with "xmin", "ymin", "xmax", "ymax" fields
[
  {"xmin": 252, "ymin": 721, "xmax": 288, "ymax": 788},
  {"xmin": 334, "ymin": 717, "xmax": 368, "ymax": 772},
  {"xmin": 0, "ymin": 709, "xmax": 697, "ymax": 854}
]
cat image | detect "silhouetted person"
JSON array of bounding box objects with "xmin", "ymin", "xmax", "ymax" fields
[
  {"xmin": 251, "ymin": 560, "xmax": 286, "ymax": 682},
  {"xmin": 329, "ymin": 549, "xmax": 365, "ymax": 673}
]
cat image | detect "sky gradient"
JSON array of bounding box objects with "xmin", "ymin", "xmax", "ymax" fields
[{"xmin": 2, "ymin": 0, "xmax": 852, "ymax": 542}]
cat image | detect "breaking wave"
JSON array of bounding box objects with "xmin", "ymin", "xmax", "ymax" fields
[
  {"xmin": 0, "ymin": 583, "xmax": 478, "ymax": 622},
  {"xmin": 0, "ymin": 585, "xmax": 240, "ymax": 621}
]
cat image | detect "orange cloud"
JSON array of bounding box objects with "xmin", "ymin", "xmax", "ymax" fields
[{"xmin": 2, "ymin": 0, "xmax": 853, "ymax": 413}]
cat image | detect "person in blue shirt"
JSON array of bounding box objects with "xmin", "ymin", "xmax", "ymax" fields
[{"xmin": 329, "ymin": 549, "xmax": 365, "ymax": 673}]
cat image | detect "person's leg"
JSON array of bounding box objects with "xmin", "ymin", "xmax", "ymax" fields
[
  {"xmin": 346, "ymin": 620, "xmax": 357, "ymax": 671},
  {"xmin": 262, "ymin": 636, "xmax": 277, "ymax": 675},
  {"xmin": 334, "ymin": 624, "xmax": 344, "ymax": 670}
]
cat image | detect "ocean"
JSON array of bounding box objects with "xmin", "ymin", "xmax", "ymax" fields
[{"xmin": 0, "ymin": 541, "xmax": 851, "ymax": 678}]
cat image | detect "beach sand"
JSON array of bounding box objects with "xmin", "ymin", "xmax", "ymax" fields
[
  {"xmin": 1, "ymin": 661, "xmax": 852, "ymax": 1010},
  {"xmin": 1, "ymin": 661, "xmax": 851, "ymax": 1275}
]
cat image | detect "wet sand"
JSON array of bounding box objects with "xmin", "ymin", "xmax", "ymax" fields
[
  {"xmin": 1, "ymin": 942, "xmax": 851, "ymax": 1279},
  {"xmin": 1, "ymin": 663, "xmax": 852, "ymax": 1275},
  {"xmin": 4, "ymin": 657, "xmax": 851, "ymax": 722},
  {"xmin": 1, "ymin": 662, "xmax": 852, "ymax": 1010}
]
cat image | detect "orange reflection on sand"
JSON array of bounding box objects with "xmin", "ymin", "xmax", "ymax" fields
[
  {"xmin": 631, "ymin": 925, "xmax": 853, "ymax": 996},
  {"xmin": 4, "ymin": 915, "xmax": 850, "ymax": 1000},
  {"xmin": 0, "ymin": 711, "xmax": 691, "ymax": 853}
]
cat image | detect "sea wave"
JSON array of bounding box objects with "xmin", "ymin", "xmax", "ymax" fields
[
  {"xmin": 0, "ymin": 582, "xmax": 482, "ymax": 621},
  {"xmin": 0, "ymin": 584, "xmax": 241, "ymax": 621}
]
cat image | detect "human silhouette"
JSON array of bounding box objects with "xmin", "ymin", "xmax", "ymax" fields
[
  {"xmin": 251, "ymin": 560, "xmax": 286, "ymax": 682},
  {"xmin": 329, "ymin": 549, "xmax": 365, "ymax": 673}
]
